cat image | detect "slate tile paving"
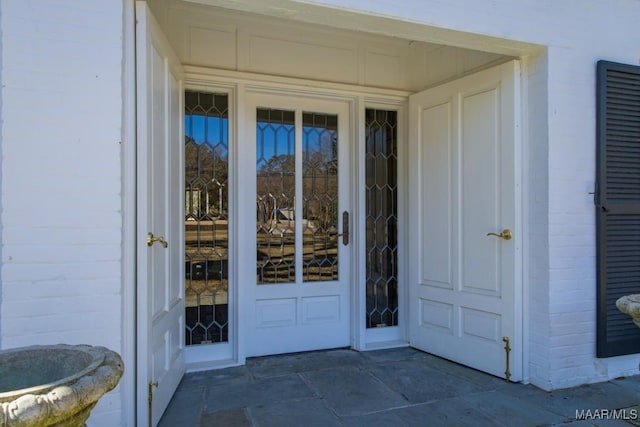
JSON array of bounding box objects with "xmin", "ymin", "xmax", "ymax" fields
[{"xmin": 158, "ymin": 347, "xmax": 640, "ymax": 426}]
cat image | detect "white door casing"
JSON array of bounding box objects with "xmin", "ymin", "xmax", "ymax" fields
[
  {"xmin": 408, "ymin": 61, "xmax": 522, "ymax": 380},
  {"xmin": 239, "ymin": 91, "xmax": 352, "ymax": 357},
  {"xmin": 136, "ymin": 2, "xmax": 185, "ymax": 425}
]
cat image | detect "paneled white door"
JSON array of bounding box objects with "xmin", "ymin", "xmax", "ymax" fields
[
  {"xmin": 136, "ymin": 2, "xmax": 185, "ymax": 425},
  {"xmin": 239, "ymin": 92, "xmax": 352, "ymax": 357},
  {"xmin": 408, "ymin": 61, "xmax": 522, "ymax": 380}
]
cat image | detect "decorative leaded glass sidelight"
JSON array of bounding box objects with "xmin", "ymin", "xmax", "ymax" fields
[
  {"xmin": 184, "ymin": 90, "xmax": 229, "ymax": 345},
  {"xmin": 256, "ymin": 109, "xmax": 296, "ymax": 284},
  {"xmin": 365, "ymin": 109, "xmax": 398, "ymax": 328},
  {"xmin": 302, "ymin": 112, "xmax": 339, "ymax": 282}
]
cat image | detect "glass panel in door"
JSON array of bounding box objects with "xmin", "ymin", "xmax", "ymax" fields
[
  {"xmin": 256, "ymin": 110, "xmax": 341, "ymax": 284},
  {"xmin": 256, "ymin": 109, "xmax": 296, "ymax": 284},
  {"xmin": 302, "ymin": 112, "xmax": 339, "ymax": 282}
]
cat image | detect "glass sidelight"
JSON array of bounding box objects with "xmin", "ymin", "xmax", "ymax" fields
[
  {"xmin": 365, "ymin": 109, "xmax": 398, "ymax": 328},
  {"xmin": 184, "ymin": 90, "xmax": 229, "ymax": 345},
  {"xmin": 256, "ymin": 108, "xmax": 340, "ymax": 284}
]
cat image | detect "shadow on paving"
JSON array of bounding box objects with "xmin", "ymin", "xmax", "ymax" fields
[{"xmin": 158, "ymin": 347, "xmax": 640, "ymax": 427}]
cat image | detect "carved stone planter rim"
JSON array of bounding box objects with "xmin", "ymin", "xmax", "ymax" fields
[
  {"xmin": 616, "ymin": 294, "xmax": 640, "ymax": 329},
  {"xmin": 0, "ymin": 344, "xmax": 124, "ymax": 427},
  {"xmin": 621, "ymin": 294, "xmax": 640, "ymax": 304},
  {"xmin": 0, "ymin": 344, "xmax": 106, "ymax": 402}
]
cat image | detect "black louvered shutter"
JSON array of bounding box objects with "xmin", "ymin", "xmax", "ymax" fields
[{"xmin": 596, "ymin": 60, "xmax": 640, "ymax": 357}]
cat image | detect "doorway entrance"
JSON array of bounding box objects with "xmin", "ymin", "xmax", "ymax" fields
[
  {"xmin": 232, "ymin": 92, "xmax": 354, "ymax": 356},
  {"xmin": 134, "ymin": 3, "xmax": 524, "ymax": 425}
]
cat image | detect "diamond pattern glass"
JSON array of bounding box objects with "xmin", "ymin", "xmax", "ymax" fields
[
  {"xmin": 184, "ymin": 90, "xmax": 229, "ymax": 345},
  {"xmin": 256, "ymin": 109, "xmax": 296, "ymax": 284},
  {"xmin": 302, "ymin": 112, "xmax": 339, "ymax": 282},
  {"xmin": 365, "ymin": 109, "xmax": 398, "ymax": 328}
]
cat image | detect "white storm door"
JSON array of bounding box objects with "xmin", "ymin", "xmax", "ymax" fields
[
  {"xmin": 136, "ymin": 2, "xmax": 185, "ymax": 426},
  {"xmin": 408, "ymin": 61, "xmax": 522, "ymax": 381},
  {"xmin": 239, "ymin": 93, "xmax": 352, "ymax": 357}
]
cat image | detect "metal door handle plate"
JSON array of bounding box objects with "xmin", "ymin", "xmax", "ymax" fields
[
  {"xmin": 340, "ymin": 211, "xmax": 349, "ymax": 246},
  {"xmin": 487, "ymin": 229, "xmax": 512, "ymax": 241}
]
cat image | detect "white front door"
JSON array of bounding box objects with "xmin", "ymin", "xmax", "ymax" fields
[
  {"xmin": 239, "ymin": 92, "xmax": 352, "ymax": 357},
  {"xmin": 408, "ymin": 61, "xmax": 522, "ymax": 380},
  {"xmin": 136, "ymin": 3, "xmax": 185, "ymax": 425}
]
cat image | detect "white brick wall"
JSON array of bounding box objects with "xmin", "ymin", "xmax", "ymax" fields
[
  {"xmin": 544, "ymin": 46, "xmax": 640, "ymax": 389},
  {"xmin": 0, "ymin": 1, "xmax": 124, "ymax": 425}
]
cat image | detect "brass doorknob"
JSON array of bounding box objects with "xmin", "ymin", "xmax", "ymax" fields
[
  {"xmin": 146, "ymin": 232, "xmax": 168, "ymax": 248},
  {"xmin": 487, "ymin": 229, "xmax": 512, "ymax": 240}
]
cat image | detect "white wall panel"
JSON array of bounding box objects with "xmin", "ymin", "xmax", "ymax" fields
[
  {"xmin": 247, "ymin": 35, "xmax": 358, "ymax": 83},
  {"xmin": 188, "ymin": 26, "xmax": 237, "ymax": 69},
  {"xmin": 420, "ymin": 102, "xmax": 452, "ymax": 287}
]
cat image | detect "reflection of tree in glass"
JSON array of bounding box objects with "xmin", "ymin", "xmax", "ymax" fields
[
  {"xmin": 184, "ymin": 91, "xmax": 231, "ymax": 345},
  {"xmin": 302, "ymin": 115, "xmax": 339, "ymax": 282},
  {"xmin": 185, "ymin": 136, "xmax": 228, "ymax": 220},
  {"xmin": 256, "ymin": 153, "xmax": 295, "ymax": 227},
  {"xmin": 303, "ymin": 127, "xmax": 338, "ymax": 231}
]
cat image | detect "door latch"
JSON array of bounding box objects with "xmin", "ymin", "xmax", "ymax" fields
[{"xmin": 146, "ymin": 232, "xmax": 168, "ymax": 248}]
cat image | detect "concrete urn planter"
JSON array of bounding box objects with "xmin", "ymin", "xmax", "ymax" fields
[
  {"xmin": 0, "ymin": 344, "xmax": 124, "ymax": 427},
  {"xmin": 616, "ymin": 294, "xmax": 640, "ymax": 329}
]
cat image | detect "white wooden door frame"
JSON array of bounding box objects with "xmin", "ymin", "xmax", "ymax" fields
[
  {"xmin": 238, "ymin": 90, "xmax": 353, "ymax": 358},
  {"xmin": 183, "ymin": 69, "xmax": 412, "ymax": 364}
]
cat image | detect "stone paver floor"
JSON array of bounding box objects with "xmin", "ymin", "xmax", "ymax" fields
[{"xmin": 159, "ymin": 347, "xmax": 640, "ymax": 426}]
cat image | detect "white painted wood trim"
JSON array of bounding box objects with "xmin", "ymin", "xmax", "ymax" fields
[
  {"xmin": 122, "ymin": 0, "xmax": 137, "ymax": 424},
  {"xmin": 353, "ymin": 95, "xmax": 366, "ymax": 350},
  {"xmin": 518, "ymin": 56, "xmax": 531, "ymax": 385},
  {"xmin": 185, "ymin": 66, "xmax": 411, "ymax": 100},
  {"xmin": 505, "ymin": 59, "xmax": 525, "ymax": 383},
  {"xmin": 134, "ymin": 1, "xmax": 151, "ymax": 422}
]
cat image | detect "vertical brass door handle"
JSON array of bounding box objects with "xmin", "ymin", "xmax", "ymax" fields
[
  {"xmin": 146, "ymin": 232, "xmax": 168, "ymax": 248},
  {"xmin": 486, "ymin": 229, "xmax": 512, "ymax": 241}
]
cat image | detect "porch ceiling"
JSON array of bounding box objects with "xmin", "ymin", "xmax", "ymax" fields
[
  {"xmin": 182, "ymin": 0, "xmax": 541, "ymax": 57},
  {"xmin": 150, "ymin": 0, "xmax": 526, "ymax": 92}
]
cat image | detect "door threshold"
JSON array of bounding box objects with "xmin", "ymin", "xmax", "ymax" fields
[
  {"xmin": 186, "ymin": 358, "xmax": 241, "ymax": 373},
  {"xmin": 364, "ymin": 340, "xmax": 409, "ymax": 351}
]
